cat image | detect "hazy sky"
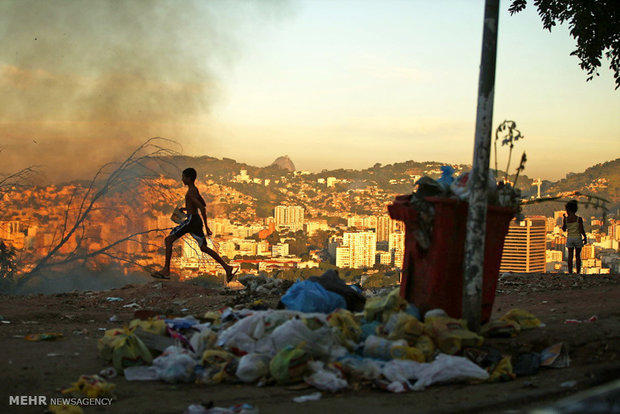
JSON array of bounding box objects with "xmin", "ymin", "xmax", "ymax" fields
[{"xmin": 2, "ymin": 0, "xmax": 619, "ymax": 183}]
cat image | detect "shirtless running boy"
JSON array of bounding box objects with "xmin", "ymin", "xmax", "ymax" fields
[{"xmin": 152, "ymin": 168, "xmax": 238, "ymax": 282}]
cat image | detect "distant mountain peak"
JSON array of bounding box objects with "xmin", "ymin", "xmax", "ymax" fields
[{"xmin": 270, "ymin": 155, "xmax": 296, "ymax": 172}]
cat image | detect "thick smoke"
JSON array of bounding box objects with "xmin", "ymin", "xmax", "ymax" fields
[{"xmin": 0, "ymin": 0, "xmax": 289, "ymax": 183}]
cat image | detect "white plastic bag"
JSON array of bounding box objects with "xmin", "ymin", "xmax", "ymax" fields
[
  {"xmin": 269, "ymin": 318, "xmax": 339, "ymax": 358},
  {"xmin": 153, "ymin": 345, "xmax": 197, "ymax": 383},
  {"xmin": 304, "ymin": 361, "xmax": 348, "ymax": 392},
  {"xmin": 235, "ymin": 353, "xmax": 271, "ymax": 383},
  {"xmin": 381, "ymin": 354, "xmax": 489, "ymax": 391}
]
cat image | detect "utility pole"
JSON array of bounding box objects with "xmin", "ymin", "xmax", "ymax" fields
[{"xmin": 462, "ymin": 0, "xmax": 500, "ymax": 332}]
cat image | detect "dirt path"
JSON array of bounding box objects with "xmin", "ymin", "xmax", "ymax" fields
[{"xmin": 1, "ymin": 274, "xmax": 619, "ymax": 414}]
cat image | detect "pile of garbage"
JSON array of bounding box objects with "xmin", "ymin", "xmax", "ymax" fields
[
  {"xmin": 92, "ymin": 270, "xmax": 564, "ymax": 413},
  {"xmin": 223, "ymin": 275, "xmax": 293, "ymax": 310}
]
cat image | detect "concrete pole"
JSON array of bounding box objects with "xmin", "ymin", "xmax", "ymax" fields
[{"xmin": 462, "ymin": 0, "xmax": 500, "ymax": 332}]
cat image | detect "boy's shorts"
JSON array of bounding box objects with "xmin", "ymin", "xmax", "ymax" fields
[
  {"xmin": 566, "ymin": 237, "xmax": 583, "ymax": 249},
  {"xmin": 169, "ymin": 214, "xmax": 205, "ymax": 247}
]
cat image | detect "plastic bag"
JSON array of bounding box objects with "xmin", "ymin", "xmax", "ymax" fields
[
  {"xmin": 268, "ymin": 317, "xmax": 342, "ymax": 358},
  {"xmin": 235, "ymin": 353, "xmax": 272, "ymax": 383},
  {"xmin": 488, "ymin": 355, "xmax": 516, "ymax": 382},
  {"xmin": 336, "ymin": 355, "xmax": 384, "ymax": 380},
  {"xmin": 327, "ymin": 309, "xmax": 361, "ymax": 350},
  {"xmin": 200, "ymin": 350, "xmax": 237, "ymax": 384},
  {"xmin": 281, "ymin": 280, "xmax": 346, "ymax": 313},
  {"xmin": 269, "ymin": 344, "xmax": 311, "ymax": 385},
  {"xmin": 481, "ymin": 319, "xmax": 521, "ymax": 337},
  {"xmin": 413, "ymin": 335, "xmax": 435, "ymax": 362},
  {"xmin": 129, "ymin": 318, "xmax": 166, "ymax": 335},
  {"xmin": 424, "ymin": 316, "xmax": 484, "ymax": 355},
  {"xmin": 364, "ymin": 288, "xmax": 408, "ymax": 323},
  {"xmin": 97, "ymin": 328, "xmax": 125, "ymax": 361},
  {"xmin": 152, "ymin": 345, "xmax": 197, "ymax": 383},
  {"xmin": 500, "ymin": 308, "xmax": 542, "ymax": 330},
  {"xmin": 111, "ymin": 329, "xmax": 153, "ymax": 372},
  {"xmin": 382, "ymin": 354, "xmax": 490, "ymax": 391},
  {"xmin": 189, "ymin": 328, "xmax": 218, "ymax": 358},
  {"xmin": 304, "ymin": 361, "xmax": 348, "ymax": 392},
  {"xmin": 61, "ymin": 375, "xmax": 115, "ymax": 398},
  {"xmin": 385, "ymin": 312, "xmax": 425, "ymax": 343},
  {"xmin": 363, "ymin": 335, "xmax": 425, "ymax": 362},
  {"xmin": 217, "ymin": 310, "xmax": 305, "ymax": 355}
]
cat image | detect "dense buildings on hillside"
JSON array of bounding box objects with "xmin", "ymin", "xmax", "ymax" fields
[{"xmin": 1, "ymin": 162, "xmax": 619, "ymax": 281}]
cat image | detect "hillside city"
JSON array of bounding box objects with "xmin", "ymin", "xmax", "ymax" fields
[{"xmin": 1, "ymin": 157, "xmax": 619, "ymax": 285}]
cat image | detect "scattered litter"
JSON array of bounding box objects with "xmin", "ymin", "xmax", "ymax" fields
[
  {"xmin": 47, "ymin": 353, "xmax": 63, "ymax": 357},
  {"xmin": 293, "ymin": 392, "xmax": 322, "ymax": 403},
  {"xmin": 109, "ymin": 315, "xmax": 119, "ymax": 322},
  {"xmin": 98, "ymin": 367, "xmax": 117, "ymax": 379},
  {"xmin": 87, "ymin": 282, "xmax": 569, "ymax": 398},
  {"xmin": 106, "ymin": 297, "xmax": 123, "ymax": 302},
  {"xmin": 236, "ymin": 353, "xmax": 271, "ymax": 383},
  {"xmin": 304, "ymin": 361, "xmax": 348, "ymax": 392},
  {"xmin": 1, "ymin": 320, "xmax": 11, "ymax": 324},
  {"xmin": 564, "ymin": 315, "xmax": 598, "ymax": 324},
  {"xmin": 25, "ymin": 332, "xmax": 63, "ymax": 341},
  {"xmin": 561, "ymin": 380, "xmax": 578, "ymax": 388},
  {"xmin": 61, "ymin": 374, "xmax": 115, "ymax": 398},
  {"xmin": 540, "ymin": 343, "xmax": 571, "ymax": 368}
]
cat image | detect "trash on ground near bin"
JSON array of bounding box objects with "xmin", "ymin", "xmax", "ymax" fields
[
  {"xmin": 293, "ymin": 392, "xmax": 322, "ymax": 403},
  {"xmin": 25, "ymin": 332, "xmax": 63, "ymax": 341},
  {"xmin": 540, "ymin": 343, "xmax": 571, "ymax": 368},
  {"xmin": 61, "ymin": 374, "xmax": 115, "ymax": 398},
  {"xmin": 280, "ymin": 279, "xmax": 346, "ymax": 313},
  {"xmin": 91, "ymin": 285, "xmax": 566, "ymax": 398}
]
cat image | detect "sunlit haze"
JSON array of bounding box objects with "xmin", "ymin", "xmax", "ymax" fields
[{"xmin": 2, "ymin": 0, "xmax": 619, "ymax": 183}]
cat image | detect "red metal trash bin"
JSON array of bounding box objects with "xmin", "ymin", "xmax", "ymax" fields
[{"xmin": 388, "ymin": 195, "xmax": 515, "ymax": 323}]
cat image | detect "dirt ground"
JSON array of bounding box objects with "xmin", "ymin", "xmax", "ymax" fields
[{"xmin": 1, "ymin": 273, "xmax": 619, "ymax": 414}]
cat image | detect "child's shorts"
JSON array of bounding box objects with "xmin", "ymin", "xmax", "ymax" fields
[{"xmin": 566, "ymin": 237, "xmax": 583, "ymax": 249}]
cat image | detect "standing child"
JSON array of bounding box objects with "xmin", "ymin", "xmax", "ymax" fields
[
  {"xmin": 562, "ymin": 200, "xmax": 587, "ymax": 274},
  {"xmin": 152, "ymin": 168, "xmax": 238, "ymax": 282}
]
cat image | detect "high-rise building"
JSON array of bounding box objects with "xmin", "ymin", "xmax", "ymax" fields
[
  {"xmin": 581, "ymin": 244, "xmax": 596, "ymax": 260},
  {"xmin": 389, "ymin": 230, "xmax": 405, "ymax": 268},
  {"xmin": 274, "ymin": 205, "xmax": 304, "ymax": 232},
  {"xmin": 500, "ymin": 216, "xmax": 546, "ymax": 273},
  {"xmin": 553, "ymin": 210, "xmax": 565, "ymax": 226},
  {"xmin": 375, "ymin": 251, "xmax": 392, "ymax": 265},
  {"xmin": 376, "ymin": 215, "xmax": 392, "ymax": 242},
  {"xmin": 335, "ymin": 246, "xmax": 351, "ymax": 268},
  {"xmin": 272, "ymin": 243, "xmax": 289, "ymax": 257},
  {"xmin": 336, "ymin": 231, "xmax": 377, "ymax": 269}
]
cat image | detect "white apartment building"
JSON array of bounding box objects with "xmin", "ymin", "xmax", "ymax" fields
[
  {"xmin": 274, "ymin": 205, "xmax": 305, "ymax": 232},
  {"xmin": 389, "ymin": 231, "xmax": 405, "ymax": 268},
  {"xmin": 272, "ymin": 243, "xmax": 290, "ymax": 257},
  {"xmin": 336, "ymin": 231, "xmax": 377, "ymax": 269}
]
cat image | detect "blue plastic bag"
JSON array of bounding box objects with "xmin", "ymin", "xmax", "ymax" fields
[
  {"xmin": 437, "ymin": 165, "xmax": 455, "ymax": 185},
  {"xmin": 281, "ymin": 280, "xmax": 347, "ymax": 313}
]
